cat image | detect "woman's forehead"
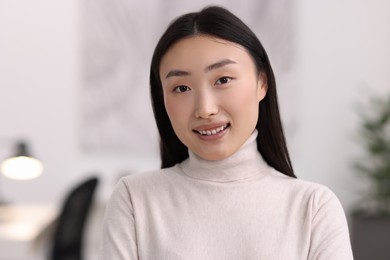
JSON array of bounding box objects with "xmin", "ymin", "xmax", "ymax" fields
[
  {"xmin": 159, "ymin": 35, "xmax": 252, "ymax": 74},
  {"xmin": 165, "ymin": 35, "xmax": 246, "ymax": 57}
]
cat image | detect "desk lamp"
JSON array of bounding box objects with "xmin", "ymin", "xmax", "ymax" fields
[{"xmin": 1, "ymin": 141, "xmax": 43, "ymax": 180}]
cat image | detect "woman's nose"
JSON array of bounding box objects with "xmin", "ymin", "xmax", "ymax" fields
[{"xmin": 194, "ymin": 90, "xmax": 219, "ymax": 119}]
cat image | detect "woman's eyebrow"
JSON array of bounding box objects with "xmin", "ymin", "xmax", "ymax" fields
[
  {"xmin": 165, "ymin": 59, "xmax": 236, "ymax": 79},
  {"xmin": 205, "ymin": 59, "xmax": 236, "ymax": 72},
  {"xmin": 165, "ymin": 70, "xmax": 191, "ymax": 79}
]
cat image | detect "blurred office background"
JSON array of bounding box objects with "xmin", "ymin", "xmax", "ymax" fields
[{"xmin": 0, "ymin": 0, "xmax": 389, "ymax": 259}]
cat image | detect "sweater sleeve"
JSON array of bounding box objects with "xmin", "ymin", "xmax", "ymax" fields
[
  {"xmin": 98, "ymin": 178, "xmax": 139, "ymax": 260},
  {"xmin": 308, "ymin": 187, "xmax": 354, "ymax": 260}
]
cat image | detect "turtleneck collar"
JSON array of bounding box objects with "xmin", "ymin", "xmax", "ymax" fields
[{"xmin": 178, "ymin": 130, "xmax": 270, "ymax": 183}]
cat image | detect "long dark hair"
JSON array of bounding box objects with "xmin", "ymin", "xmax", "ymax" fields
[{"xmin": 150, "ymin": 6, "xmax": 296, "ymax": 178}]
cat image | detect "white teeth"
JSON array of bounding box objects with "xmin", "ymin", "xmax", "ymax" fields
[{"xmin": 197, "ymin": 124, "xmax": 228, "ymax": 136}]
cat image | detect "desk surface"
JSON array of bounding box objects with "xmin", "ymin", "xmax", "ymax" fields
[
  {"xmin": 0, "ymin": 202, "xmax": 104, "ymax": 260},
  {"xmin": 0, "ymin": 204, "xmax": 58, "ymax": 260},
  {"xmin": 0, "ymin": 204, "xmax": 57, "ymax": 242}
]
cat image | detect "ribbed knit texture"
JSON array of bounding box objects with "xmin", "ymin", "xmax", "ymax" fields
[{"xmin": 99, "ymin": 131, "xmax": 353, "ymax": 260}]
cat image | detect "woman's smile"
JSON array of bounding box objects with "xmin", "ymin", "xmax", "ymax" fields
[{"xmin": 193, "ymin": 123, "xmax": 230, "ymax": 135}]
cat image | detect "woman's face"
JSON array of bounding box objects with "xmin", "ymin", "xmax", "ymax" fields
[{"xmin": 159, "ymin": 35, "xmax": 267, "ymax": 161}]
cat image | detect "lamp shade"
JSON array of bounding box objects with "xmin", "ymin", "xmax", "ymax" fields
[{"xmin": 0, "ymin": 141, "xmax": 44, "ymax": 180}]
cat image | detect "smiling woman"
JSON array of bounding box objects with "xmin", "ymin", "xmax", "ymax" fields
[
  {"xmin": 99, "ymin": 6, "xmax": 353, "ymax": 260},
  {"xmin": 160, "ymin": 35, "xmax": 266, "ymax": 161}
]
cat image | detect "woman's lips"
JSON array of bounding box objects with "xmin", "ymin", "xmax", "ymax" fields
[{"xmin": 193, "ymin": 123, "xmax": 230, "ymax": 136}]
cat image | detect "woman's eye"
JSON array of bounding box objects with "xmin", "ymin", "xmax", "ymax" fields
[
  {"xmin": 216, "ymin": 77, "xmax": 232, "ymax": 85},
  {"xmin": 174, "ymin": 85, "xmax": 191, "ymax": 93}
]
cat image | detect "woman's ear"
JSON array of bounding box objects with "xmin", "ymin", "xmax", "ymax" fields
[{"xmin": 257, "ymin": 73, "xmax": 268, "ymax": 102}]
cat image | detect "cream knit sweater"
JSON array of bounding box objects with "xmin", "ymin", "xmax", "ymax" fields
[{"xmin": 99, "ymin": 132, "xmax": 353, "ymax": 259}]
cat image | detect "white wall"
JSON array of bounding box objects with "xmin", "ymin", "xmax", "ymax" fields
[
  {"xmin": 0, "ymin": 0, "xmax": 83, "ymax": 203},
  {"xmin": 293, "ymin": 0, "xmax": 390, "ymax": 215},
  {"xmin": 0, "ymin": 0, "xmax": 161, "ymax": 205},
  {"xmin": 0, "ymin": 0, "xmax": 389, "ymax": 217}
]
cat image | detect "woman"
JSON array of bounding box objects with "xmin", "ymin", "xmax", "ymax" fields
[{"xmin": 99, "ymin": 6, "xmax": 353, "ymax": 259}]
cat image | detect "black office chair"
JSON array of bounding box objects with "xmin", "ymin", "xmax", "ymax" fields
[{"xmin": 49, "ymin": 176, "xmax": 99, "ymax": 260}]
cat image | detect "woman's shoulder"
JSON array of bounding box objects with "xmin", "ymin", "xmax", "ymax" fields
[
  {"xmin": 120, "ymin": 167, "xmax": 169, "ymax": 183},
  {"xmin": 106, "ymin": 167, "xmax": 180, "ymax": 207},
  {"xmin": 267, "ymin": 169, "xmax": 341, "ymax": 205},
  {"xmin": 113, "ymin": 165, "xmax": 182, "ymax": 193}
]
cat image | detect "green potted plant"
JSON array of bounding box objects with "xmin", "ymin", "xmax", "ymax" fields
[{"xmin": 351, "ymin": 93, "xmax": 390, "ymax": 260}]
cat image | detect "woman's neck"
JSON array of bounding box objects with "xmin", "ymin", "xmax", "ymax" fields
[{"xmin": 178, "ymin": 130, "xmax": 270, "ymax": 182}]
